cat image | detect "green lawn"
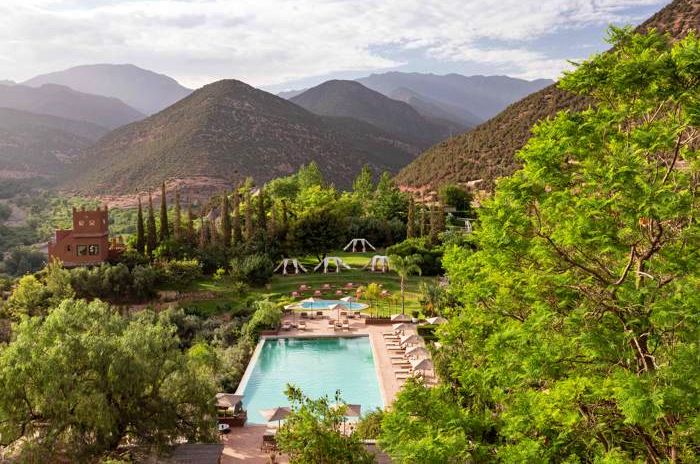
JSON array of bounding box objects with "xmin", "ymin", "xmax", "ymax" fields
[{"xmin": 182, "ymin": 250, "xmax": 435, "ymax": 317}]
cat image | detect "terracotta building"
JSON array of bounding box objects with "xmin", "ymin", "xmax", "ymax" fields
[{"xmin": 48, "ymin": 206, "xmax": 123, "ymax": 267}]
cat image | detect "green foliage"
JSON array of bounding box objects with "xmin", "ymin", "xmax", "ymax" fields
[
  {"xmin": 439, "ymin": 184, "xmax": 473, "ymax": 215},
  {"xmin": 5, "ymin": 274, "xmax": 49, "ymax": 318},
  {"xmin": 136, "ymin": 197, "xmax": 145, "ymax": 254},
  {"xmin": 159, "ymin": 182, "xmax": 169, "ymax": 242},
  {"xmin": 155, "ymin": 258, "xmax": 203, "ymax": 287},
  {"xmin": 146, "ymin": 193, "xmax": 158, "ymax": 256},
  {"xmin": 1, "ymin": 246, "xmax": 46, "ymax": 276},
  {"xmin": 0, "ymin": 299, "xmax": 217, "ymax": 460},
  {"xmin": 370, "ymin": 172, "xmax": 409, "ymax": 221},
  {"xmin": 230, "ymin": 253, "xmax": 274, "ymax": 286},
  {"xmin": 385, "ymin": 29, "xmax": 700, "ymax": 462},
  {"xmin": 69, "ymin": 263, "xmax": 158, "ymax": 302},
  {"xmin": 388, "ymin": 254, "xmax": 422, "ymax": 315},
  {"xmin": 379, "ymin": 381, "xmax": 478, "ymax": 463},
  {"xmin": 354, "ymin": 408, "xmax": 384, "ymax": 440},
  {"xmin": 347, "ymin": 216, "xmax": 405, "ymax": 248},
  {"xmin": 244, "ymin": 300, "xmax": 282, "ymax": 338},
  {"xmin": 386, "ymin": 238, "xmax": 442, "ymax": 276},
  {"xmin": 286, "ymin": 206, "xmax": 347, "ymax": 261},
  {"xmin": 352, "ymin": 164, "xmax": 375, "ymax": 201},
  {"xmin": 276, "ymin": 386, "xmax": 376, "ymax": 464}
]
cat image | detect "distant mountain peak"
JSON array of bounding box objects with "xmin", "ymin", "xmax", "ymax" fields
[
  {"xmin": 61, "ymin": 78, "xmax": 418, "ymax": 196},
  {"xmin": 23, "ymin": 63, "xmax": 192, "ymax": 115}
]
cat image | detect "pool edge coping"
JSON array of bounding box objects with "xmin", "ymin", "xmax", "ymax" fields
[{"xmin": 234, "ymin": 334, "xmax": 387, "ymax": 415}]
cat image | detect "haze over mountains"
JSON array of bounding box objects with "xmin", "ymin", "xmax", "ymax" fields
[
  {"xmin": 62, "ymin": 79, "xmax": 419, "ymax": 195},
  {"xmin": 396, "ymin": 0, "xmax": 700, "ymax": 192},
  {"xmin": 24, "ymin": 64, "xmax": 193, "ymax": 115}
]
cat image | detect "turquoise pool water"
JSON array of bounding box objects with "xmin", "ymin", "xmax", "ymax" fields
[
  {"xmin": 300, "ymin": 300, "xmax": 367, "ymax": 310},
  {"xmin": 240, "ymin": 337, "xmax": 383, "ymax": 424}
]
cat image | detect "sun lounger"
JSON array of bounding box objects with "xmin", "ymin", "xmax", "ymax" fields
[
  {"xmin": 300, "ymin": 312, "xmax": 308, "ymax": 319},
  {"xmin": 298, "ymin": 321, "xmax": 306, "ymax": 330},
  {"xmin": 342, "ymin": 322, "xmax": 350, "ymax": 331},
  {"xmin": 282, "ymin": 322, "xmax": 292, "ymax": 330},
  {"xmin": 328, "ymin": 319, "xmax": 335, "ymax": 326},
  {"xmin": 316, "ymin": 311, "xmax": 324, "ymax": 318}
]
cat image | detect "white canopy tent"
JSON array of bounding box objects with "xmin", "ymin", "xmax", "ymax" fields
[
  {"xmin": 274, "ymin": 258, "xmax": 308, "ymax": 275},
  {"xmin": 364, "ymin": 255, "xmax": 390, "ymax": 272},
  {"xmin": 426, "ymin": 316, "xmax": 448, "ymax": 325},
  {"xmin": 391, "ymin": 313, "xmax": 411, "ymax": 322},
  {"xmin": 343, "ymin": 238, "xmax": 376, "ymax": 252},
  {"xmin": 313, "ymin": 257, "xmax": 352, "ymax": 273}
]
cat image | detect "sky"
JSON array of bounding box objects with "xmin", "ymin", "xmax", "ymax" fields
[{"xmin": 0, "ymin": 0, "xmax": 669, "ymax": 91}]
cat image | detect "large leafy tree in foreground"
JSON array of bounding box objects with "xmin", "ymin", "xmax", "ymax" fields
[
  {"xmin": 381, "ymin": 29, "xmax": 699, "ymax": 462},
  {"xmin": 0, "ymin": 299, "xmax": 217, "ymax": 461}
]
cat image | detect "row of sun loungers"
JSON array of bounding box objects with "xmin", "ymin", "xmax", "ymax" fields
[{"xmin": 381, "ymin": 331, "xmax": 431, "ymax": 385}]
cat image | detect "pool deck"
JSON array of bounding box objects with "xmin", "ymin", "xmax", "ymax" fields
[{"xmin": 220, "ymin": 315, "xmax": 435, "ymax": 463}]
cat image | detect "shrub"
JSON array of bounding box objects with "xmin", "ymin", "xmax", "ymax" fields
[
  {"xmin": 355, "ymin": 408, "xmax": 384, "ymax": 439},
  {"xmin": 230, "ymin": 253, "xmax": 274, "ymax": 286},
  {"xmin": 155, "ymin": 259, "xmax": 202, "ymax": 287},
  {"xmin": 347, "ymin": 216, "xmax": 406, "ymax": 248},
  {"xmin": 1, "ymin": 247, "xmax": 46, "ymax": 276},
  {"xmin": 244, "ymin": 300, "xmax": 282, "ymax": 339}
]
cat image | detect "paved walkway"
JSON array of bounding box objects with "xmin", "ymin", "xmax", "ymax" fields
[{"xmin": 220, "ymin": 315, "xmax": 435, "ymax": 463}]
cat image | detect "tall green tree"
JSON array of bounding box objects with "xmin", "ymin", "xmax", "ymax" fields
[
  {"xmin": 388, "ymin": 254, "xmax": 422, "ymax": 314},
  {"xmin": 353, "ymin": 164, "xmax": 374, "ymax": 201},
  {"xmin": 257, "ymin": 187, "xmax": 267, "ymax": 232},
  {"xmin": 173, "ymin": 189, "xmax": 182, "ymax": 241},
  {"xmin": 276, "ymin": 385, "xmax": 376, "ymax": 464},
  {"xmin": 146, "ymin": 192, "xmax": 157, "ymax": 256},
  {"xmin": 381, "ymin": 29, "xmax": 700, "ymax": 463},
  {"xmin": 186, "ymin": 200, "xmax": 195, "ymax": 242},
  {"xmin": 287, "ymin": 206, "xmax": 346, "ymax": 262},
  {"xmin": 232, "ymin": 187, "xmax": 242, "ymax": 245},
  {"xmin": 406, "ymin": 198, "xmax": 416, "ymax": 239},
  {"xmin": 220, "ymin": 191, "xmax": 231, "ymax": 248},
  {"xmin": 297, "ymin": 161, "xmax": 324, "ymax": 190},
  {"xmin": 244, "ymin": 190, "xmax": 254, "ymax": 241},
  {"xmin": 371, "ymin": 172, "xmax": 408, "ymax": 221},
  {"xmin": 159, "ymin": 181, "xmax": 169, "ymax": 242},
  {"xmin": 0, "ymin": 299, "xmax": 216, "ymax": 461},
  {"xmin": 136, "ymin": 196, "xmax": 145, "ymax": 254}
]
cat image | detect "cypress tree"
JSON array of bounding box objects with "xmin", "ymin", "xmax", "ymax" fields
[
  {"xmin": 281, "ymin": 200, "xmax": 289, "ymax": 229},
  {"xmin": 173, "ymin": 190, "xmax": 182, "ymax": 241},
  {"xmin": 232, "ymin": 188, "xmax": 242, "ymax": 245},
  {"xmin": 407, "ymin": 198, "xmax": 415, "ymax": 239},
  {"xmin": 136, "ymin": 197, "xmax": 145, "ymax": 254},
  {"xmin": 186, "ymin": 200, "xmax": 195, "ymax": 242},
  {"xmin": 221, "ymin": 192, "xmax": 231, "ymax": 248},
  {"xmin": 244, "ymin": 190, "xmax": 253, "ymax": 241},
  {"xmin": 419, "ymin": 206, "xmax": 427, "ymax": 237},
  {"xmin": 257, "ymin": 187, "xmax": 267, "ymax": 232},
  {"xmin": 159, "ymin": 181, "xmax": 169, "ymax": 242},
  {"xmin": 198, "ymin": 215, "xmax": 209, "ymax": 249},
  {"xmin": 268, "ymin": 200, "xmax": 277, "ymax": 237},
  {"xmin": 146, "ymin": 192, "xmax": 157, "ymax": 256},
  {"xmin": 429, "ymin": 205, "xmax": 441, "ymax": 245}
]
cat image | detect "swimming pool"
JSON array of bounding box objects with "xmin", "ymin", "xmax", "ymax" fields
[
  {"xmin": 299, "ymin": 299, "xmax": 368, "ymax": 311},
  {"xmin": 237, "ymin": 336, "xmax": 383, "ymax": 424}
]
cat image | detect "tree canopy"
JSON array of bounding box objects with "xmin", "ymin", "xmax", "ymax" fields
[
  {"xmin": 0, "ymin": 299, "xmax": 217, "ymax": 461},
  {"xmin": 380, "ymin": 28, "xmax": 700, "ymax": 463}
]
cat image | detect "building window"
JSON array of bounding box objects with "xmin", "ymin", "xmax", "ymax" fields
[
  {"xmin": 89, "ymin": 219, "xmax": 95, "ymax": 226},
  {"xmin": 66, "ymin": 245, "xmax": 71, "ymax": 252},
  {"xmin": 78, "ymin": 220, "xmax": 85, "ymax": 226},
  {"xmin": 88, "ymin": 244, "xmax": 100, "ymax": 255},
  {"xmin": 77, "ymin": 245, "xmax": 88, "ymax": 256}
]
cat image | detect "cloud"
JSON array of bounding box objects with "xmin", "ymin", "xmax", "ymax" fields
[{"xmin": 0, "ymin": 0, "xmax": 666, "ymax": 87}]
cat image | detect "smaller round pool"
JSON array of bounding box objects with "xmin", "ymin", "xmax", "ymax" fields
[{"xmin": 298, "ymin": 300, "xmax": 368, "ymax": 311}]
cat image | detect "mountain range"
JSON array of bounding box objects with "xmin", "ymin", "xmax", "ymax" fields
[
  {"xmin": 290, "ymin": 80, "xmax": 464, "ymax": 150},
  {"xmin": 23, "ymin": 64, "xmax": 192, "ymax": 115},
  {"xmin": 61, "ymin": 79, "xmax": 419, "ymax": 195},
  {"xmin": 395, "ymin": 0, "xmax": 700, "ymax": 193},
  {"xmin": 0, "ymin": 83, "xmax": 144, "ymax": 129},
  {"xmin": 0, "ymin": 107, "xmax": 107, "ymax": 178}
]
